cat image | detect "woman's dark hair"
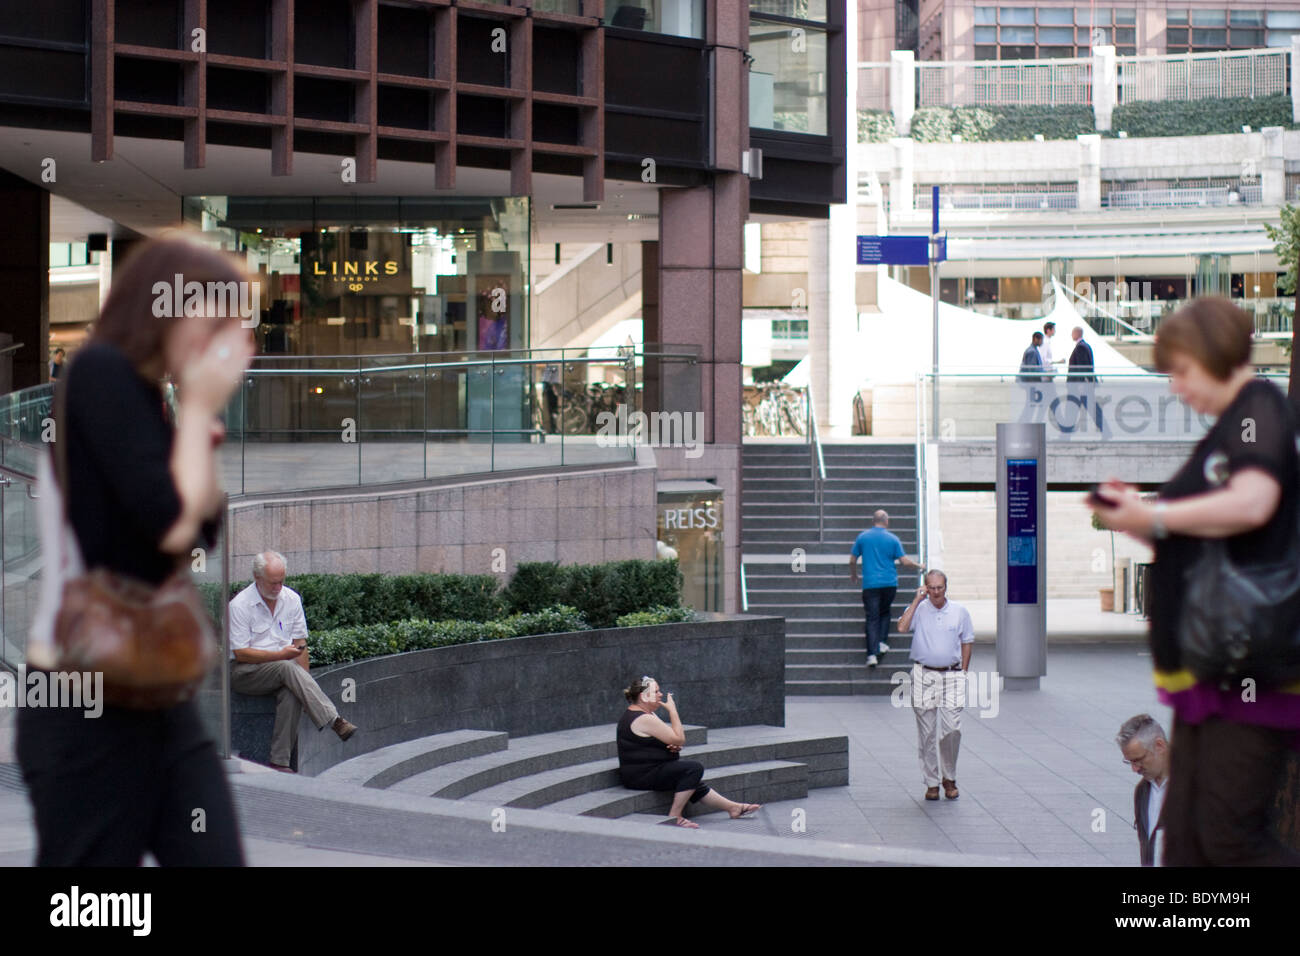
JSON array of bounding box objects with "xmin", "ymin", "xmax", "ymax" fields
[
  {"xmin": 624, "ymin": 678, "xmax": 649, "ymax": 703},
  {"xmin": 1153, "ymin": 297, "xmax": 1253, "ymax": 381},
  {"xmin": 92, "ymin": 232, "xmax": 251, "ymax": 370}
]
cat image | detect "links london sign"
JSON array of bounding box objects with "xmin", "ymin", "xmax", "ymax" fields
[{"xmin": 309, "ymin": 258, "xmax": 401, "ymax": 283}]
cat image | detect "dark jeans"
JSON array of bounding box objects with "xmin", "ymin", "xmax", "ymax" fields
[
  {"xmin": 621, "ymin": 759, "xmax": 711, "ymax": 802},
  {"xmin": 1161, "ymin": 715, "xmax": 1300, "ymax": 866},
  {"xmin": 862, "ymin": 586, "xmax": 897, "ymax": 656},
  {"xmin": 17, "ymin": 697, "xmax": 244, "ymax": 866}
]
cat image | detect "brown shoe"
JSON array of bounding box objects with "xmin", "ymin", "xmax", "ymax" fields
[
  {"xmin": 332, "ymin": 716, "xmax": 357, "ymax": 741},
  {"xmin": 269, "ymin": 763, "xmax": 296, "ymax": 774},
  {"xmin": 924, "ymin": 786, "xmax": 940, "ymax": 801},
  {"xmin": 942, "ymin": 778, "xmax": 959, "ymax": 799}
]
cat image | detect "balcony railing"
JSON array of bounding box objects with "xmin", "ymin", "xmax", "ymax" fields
[
  {"xmin": 1103, "ymin": 185, "xmax": 1263, "ymax": 208},
  {"xmin": 916, "ymin": 189, "xmax": 1079, "ymax": 212}
]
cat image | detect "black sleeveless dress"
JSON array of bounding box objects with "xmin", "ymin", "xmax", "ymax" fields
[{"xmin": 616, "ymin": 709, "xmax": 710, "ymax": 801}]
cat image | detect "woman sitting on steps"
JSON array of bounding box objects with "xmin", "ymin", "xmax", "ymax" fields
[{"xmin": 616, "ymin": 676, "xmax": 761, "ymax": 828}]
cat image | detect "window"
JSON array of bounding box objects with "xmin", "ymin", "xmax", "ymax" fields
[
  {"xmin": 1039, "ymin": 26, "xmax": 1074, "ymax": 44},
  {"xmin": 1231, "ymin": 10, "xmax": 1263, "ymax": 26},
  {"xmin": 1167, "ymin": 9, "xmax": 1272, "ymax": 51},
  {"xmin": 999, "ymin": 7, "xmax": 1035, "ymax": 26},
  {"xmin": 749, "ymin": 13, "xmax": 828, "ymax": 135},
  {"xmin": 1038, "ymin": 8, "xmax": 1073, "ymax": 26},
  {"xmin": 974, "ymin": 26, "xmax": 997, "ymax": 43},
  {"xmin": 974, "ymin": 6, "xmax": 997, "ymax": 25},
  {"xmin": 1189, "ymin": 9, "xmax": 1226, "ymax": 26},
  {"xmin": 1267, "ymin": 11, "xmax": 1300, "ymax": 29},
  {"xmin": 1000, "ymin": 25, "xmax": 1035, "ymax": 44}
]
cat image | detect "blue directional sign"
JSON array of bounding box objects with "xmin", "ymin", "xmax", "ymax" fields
[{"xmin": 856, "ymin": 234, "xmax": 946, "ymax": 266}]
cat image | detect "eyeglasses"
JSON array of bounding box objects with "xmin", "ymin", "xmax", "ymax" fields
[{"xmin": 1122, "ymin": 750, "xmax": 1150, "ymax": 767}]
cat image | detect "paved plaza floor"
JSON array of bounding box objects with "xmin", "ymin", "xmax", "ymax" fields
[{"xmin": 0, "ymin": 644, "xmax": 1168, "ymax": 866}]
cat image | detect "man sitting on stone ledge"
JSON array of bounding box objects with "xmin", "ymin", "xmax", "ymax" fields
[{"xmin": 229, "ymin": 551, "xmax": 357, "ymax": 772}]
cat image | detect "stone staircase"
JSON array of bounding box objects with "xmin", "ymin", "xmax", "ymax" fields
[
  {"xmin": 317, "ymin": 723, "xmax": 848, "ymax": 819},
  {"xmin": 742, "ymin": 441, "xmax": 924, "ymax": 695}
]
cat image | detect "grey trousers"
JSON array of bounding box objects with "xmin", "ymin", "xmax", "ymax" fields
[{"xmin": 230, "ymin": 661, "xmax": 339, "ymax": 767}]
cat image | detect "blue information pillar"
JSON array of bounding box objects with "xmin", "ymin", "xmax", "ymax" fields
[{"xmin": 996, "ymin": 423, "xmax": 1047, "ymax": 690}]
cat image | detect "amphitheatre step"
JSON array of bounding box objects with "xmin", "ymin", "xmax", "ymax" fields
[
  {"xmin": 387, "ymin": 724, "xmax": 709, "ymax": 798},
  {"xmin": 787, "ymin": 676, "xmax": 907, "ymax": 696},
  {"xmin": 463, "ymin": 728, "xmax": 849, "ymax": 809},
  {"xmin": 541, "ymin": 760, "xmax": 810, "ymax": 819},
  {"xmin": 313, "ymin": 730, "xmax": 508, "ymax": 788}
]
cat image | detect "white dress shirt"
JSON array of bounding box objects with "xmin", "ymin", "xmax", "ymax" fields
[
  {"xmin": 1148, "ymin": 777, "xmax": 1167, "ymax": 866},
  {"xmin": 907, "ymin": 598, "xmax": 975, "ymax": 667},
  {"xmin": 228, "ymin": 582, "xmax": 309, "ymax": 661}
]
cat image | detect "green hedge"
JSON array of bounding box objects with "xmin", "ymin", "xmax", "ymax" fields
[
  {"xmin": 615, "ymin": 606, "xmax": 698, "ymax": 628},
  {"xmin": 858, "ymin": 109, "xmax": 896, "ymax": 143},
  {"xmin": 199, "ymin": 559, "xmax": 683, "ymax": 634},
  {"xmin": 501, "ymin": 559, "xmax": 682, "ymax": 628},
  {"xmin": 911, "ymin": 104, "xmax": 1096, "ymax": 143},
  {"xmin": 1110, "ymin": 94, "xmax": 1297, "ymax": 138},
  {"xmin": 307, "ymin": 605, "xmax": 589, "ymax": 667}
]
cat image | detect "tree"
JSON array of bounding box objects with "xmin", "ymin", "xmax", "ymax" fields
[
  {"xmin": 1262, "ymin": 204, "xmax": 1300, "ymax": 413},
  {"xmin": 1263, "ymin": 204, "xmax": 1300, "ymax": 851}
]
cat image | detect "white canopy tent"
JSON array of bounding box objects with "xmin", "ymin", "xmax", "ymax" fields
[{"xmin": 783, "ymin": 275, "xmax": 1149, "ymax": 387}]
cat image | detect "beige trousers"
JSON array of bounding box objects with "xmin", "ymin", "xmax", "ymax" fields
[
  {"xmin": 231, "ymin": 660, "xmax": 338, "ymax": 767},
  {"xmin": 911, "ymin": 663, "xmax": 963, "ymax": 787}
]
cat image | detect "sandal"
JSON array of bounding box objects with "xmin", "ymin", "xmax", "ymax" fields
[
  {"xmin": 942, "ymin": 779, "xmax": 959, "ymax": 800},
  {"xmin": 731, "ymin": 803, "xmax": 762, "ymax": 819},
  {"xmin": 665, "ymin": 816, "xmax": 699, "ymax": 829}
]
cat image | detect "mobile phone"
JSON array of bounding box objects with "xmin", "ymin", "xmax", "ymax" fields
[{"xmin": 1087, "ymin": 485, "xmax": 1119, "ymax": 508}]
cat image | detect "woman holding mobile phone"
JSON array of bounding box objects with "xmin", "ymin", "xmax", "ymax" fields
[
  {"xmin": 616, "ymin": 677, "xmax": 761, "ymax": 828},
  {"xmin": 1087, "ymin": 297, "xmax": 1300, "ymax": 866}
]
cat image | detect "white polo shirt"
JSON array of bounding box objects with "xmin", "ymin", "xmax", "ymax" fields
[
  {"xmin": 907, "ymin": 598, "xmax": 975, "ymax": 667},
  {"xmin": 228, "ymin": 582, "xmax": 309, "ymax": 661}
]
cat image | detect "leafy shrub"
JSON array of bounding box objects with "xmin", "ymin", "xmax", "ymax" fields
[
  {"xmin": 615, "ymin": 606, "xmax": 698, "ymax": 628},
  {"xmin": 307, "ymin": 605, "xmax": 588, "ymax": 667},
  {"xmin": 911, "ymin": 105, "xmax": 1095, "ymax": 143},
  {"xmin": 226, "ymin": 573, "xmax": 504, "ymax": 630},
  {"xmin": 858, "ymin": 109, "xmax": 896, "ymax": 142},
  {"xmin": 502, "ymin": 559, "xmax": 682, "ymax": 628},
  {"xmin": 1110, "ymin": 94, "xmax": 1297, "ymax": 138}
]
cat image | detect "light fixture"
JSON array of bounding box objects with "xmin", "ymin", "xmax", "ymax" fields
[
  {"xmin": 555, "ymin": 243, "xmax": 561, "ymax": 264},
  {"xmin": 606, "ymin": 243, "xmax": 613, "ymax": 265}
]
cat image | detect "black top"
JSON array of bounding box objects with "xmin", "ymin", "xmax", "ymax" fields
[
  {"xmin": 1148, "ymin": 378, "xmax": 1299, "ymax": 672},
  {"xmin": 616, "ymin": 709, "xmax": 676, "ymax": 770},
  {"xmin": 1067, "ymin": 340, "xmax": 1096, "ymax": 382},
  {"xmin": 62, "ymin": 341, "xmax": 213, "ymax": 586}
]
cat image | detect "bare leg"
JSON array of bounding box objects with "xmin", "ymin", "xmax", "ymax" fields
[
  {"xmin": 697, "ymin": 790, "xmax": 762, "ymax": 818},
  {"xmin": 668, "ymin": 790, "xmax": 693, "ymax": 819}
]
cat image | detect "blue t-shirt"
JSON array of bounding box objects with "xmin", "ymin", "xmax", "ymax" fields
[{"xmin": 851, "ymin": 527, "xmax": 905, "ymax": 589}]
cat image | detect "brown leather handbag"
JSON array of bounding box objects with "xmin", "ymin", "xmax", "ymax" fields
[{"xmin": 50, "ymin": 381, "xmax": 216, "ymax": 709}]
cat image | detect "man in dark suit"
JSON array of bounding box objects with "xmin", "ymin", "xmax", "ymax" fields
[
  {"xmin": 1117, "ymin": 714, "xmax": 1170, "ymax": 866},
  {"xmin": 1065, "ymin": 325, "xmax": 1105, "ymax": 435},
  {"xmin": 1016, "ymin": 331, "xmax": 1047, "ymax": 422}
]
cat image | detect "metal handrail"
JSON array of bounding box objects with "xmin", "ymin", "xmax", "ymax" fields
[
  {"xmin": 806, "ymin": 383, "xmax": 826, "ymax": 542},
  {"xmin": 739, "ymin": 562, "xmax": 749, "ymax": 613},
  {"xmin": 914, "ymin": 373, "xmax": 927, "ymax": 569}
]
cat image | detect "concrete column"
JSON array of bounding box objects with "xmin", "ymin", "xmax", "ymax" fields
[
  {"xmin": 1263, "ymin": 126, "xmax": 1285, "ymax": 206},
  {"xmin": 0, "ymin": 170, "xmax": 49, "ymax": 389},
  {"xmin": 1077, "ymin": 134, "xmax": 1101, "ymax": 212},
  {"xmin": 890, "ymin": 49, "xmax": 915, "ymax": 137},
  {"xmin": 808, "ymin": 219, "xmax": 830, "ymax": 427},
  {"xmin": 889, "ymin": 135, "xmax": 914, "ymax": 227},
  {"xmin": 1092, "ymin": 45, "xmax": 1117, "ymax": 133},
  {"xmin": 827, "ymin": 0, "xmax": 860, "ymax": 438},
  {"xmin": 1292, "ymin": 36, "xmax": 1300, "ymax": 124}
]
